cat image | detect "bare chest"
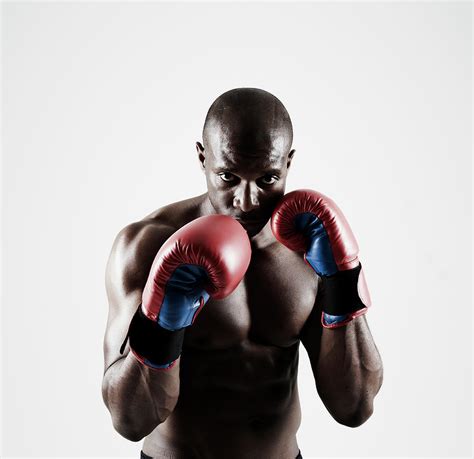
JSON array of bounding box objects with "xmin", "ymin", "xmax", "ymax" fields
[{"xmin": 185, "ymin": 244, "xmax": 318, "ymax": 349}]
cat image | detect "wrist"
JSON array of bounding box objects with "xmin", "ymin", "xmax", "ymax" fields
[
  {"xmin": 321, "ymin": 309, "xmax": 367, "ymax": 329},
  {"xmin": 129, "ymin": 348, "xmax": 179, "ymax": 370},
  {"xmin": 319, "ymin": 263, "xmax": 370, "ymax": 328},
  {"xmin": 121, "ymin": 305, "xmax": 185, "ymax": 369}
]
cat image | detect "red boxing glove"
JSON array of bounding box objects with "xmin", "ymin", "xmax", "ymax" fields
[
  {"xmin": 142, "ymin": 214, "xmax": 251, "ymax": 322},
  {"xmin": 271, "ymin": 189, "xmax": 371, "ymax": 328},
  {"xmin": 124, "ymin": 215, "xmax": 251, "ymax": 369}
]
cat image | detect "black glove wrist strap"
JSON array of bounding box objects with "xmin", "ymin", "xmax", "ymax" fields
[
  {"xmin": 120, "ymin": 305, "xmax": 185, "ymax": 366},
  {"xmin": 320, "ymin": 263, "xmax": 367, "ymax": 316}
]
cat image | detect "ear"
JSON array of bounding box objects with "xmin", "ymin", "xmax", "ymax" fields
[
  {"xmin": 287, "ymin": 149, "xmax": 295, "ymax": 169},
  {"xmin": 196, "ymin": 142, "xmax": 206, "ymax": 171}
]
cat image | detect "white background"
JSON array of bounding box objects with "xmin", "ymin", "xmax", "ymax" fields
[{"xmin": 1, "ymin": 1, "xmax": 472, "ymax": 458}]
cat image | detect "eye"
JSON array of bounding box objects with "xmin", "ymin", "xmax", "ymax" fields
[
  {"xmin": 259, "ymin": 175, "xmax": 279, "ymax": 186},
  {"xmin": 218, "ymin": 172, "xmax": 236, "ymax": 183}
]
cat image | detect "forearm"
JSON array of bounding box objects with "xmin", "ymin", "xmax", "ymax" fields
[
  {"xmin": 102, "ymin": 352, "xmax": 180, "ymax": 441},
  {"xmin": 316, "ymin": 315, "xmax": 383, "ymax": 427}
]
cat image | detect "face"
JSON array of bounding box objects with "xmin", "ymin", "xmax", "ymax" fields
[{"xmin": 198, "ymin": 125, "xmax": 294, "ymax": 237}]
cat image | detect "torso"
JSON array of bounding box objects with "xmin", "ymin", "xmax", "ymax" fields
[{"xmin": 141, "ymin": 195, "xmax": 320, "ymax": 459}]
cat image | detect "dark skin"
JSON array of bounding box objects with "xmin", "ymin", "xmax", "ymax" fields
[{"xmin": 102, "ymin": 89, "xmax": 383, "ymax": 458}]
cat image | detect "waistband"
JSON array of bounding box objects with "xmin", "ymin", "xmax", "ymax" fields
[{"xmin": 141, "ymin": 449, "xmax": 303, "ymax": 458}]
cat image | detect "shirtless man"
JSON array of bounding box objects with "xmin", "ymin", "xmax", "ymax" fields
[{"xmin": 102, "ymin": 88, "xmax": 383, "ymax": 459}]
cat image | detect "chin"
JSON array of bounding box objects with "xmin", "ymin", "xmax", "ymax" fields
[
  {"xmin": 243, "ymin": 222, "xmax": 268, "ymax": 237},
  {"xmin": 245, "ymin": 228, "xmax": 260, "ymax": 237}
]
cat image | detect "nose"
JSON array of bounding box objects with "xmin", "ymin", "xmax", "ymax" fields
[{"xmin": 233, "ymin": 181, "xmax": 260, "ymax": 212}]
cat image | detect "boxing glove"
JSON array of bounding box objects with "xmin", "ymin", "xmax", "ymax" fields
[
  {"xmin": 122, "ymin": 214, "xmax": 251, "ymax": 369},
  {"xmin": 271, "ymin": 189, "xmax": 371, "ymax": 328}
]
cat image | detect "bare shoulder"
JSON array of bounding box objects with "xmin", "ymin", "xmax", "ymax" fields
[
  {"xmin": 106, "ymin": 219, "xmax": 175, "ymax": 297},
  {"xmin": 144, "ymin": 193, "xmax": 206, "ymax": 227},
  {"xmin": 107, "ymin": 193, "xmax": 205, "ymax": 296}
]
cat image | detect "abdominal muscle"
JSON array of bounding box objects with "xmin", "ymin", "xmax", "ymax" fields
[{"xmin": 142, "ymin": 339, "xmax": 302, "ymax": 459}]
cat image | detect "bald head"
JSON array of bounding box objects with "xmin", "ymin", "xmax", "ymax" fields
[
  {"xmin": 197, "ymin": 89, "xmax": 295, "ymax": 233},
  {"xmin": 202, "ymin": 88, "xmax": 293, "ymax": 158}
]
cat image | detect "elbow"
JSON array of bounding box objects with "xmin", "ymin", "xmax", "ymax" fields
[
  {"xmin": 332, "ymin": 401, "xmax": 374, "ymax": 428},
  {"xmin": 319, "ymin": 369, "xmax": 383, "ymax": 428},
  {"xmin": 334, "ymin": 409, "xmax": 373, "ymax": 428},
  {"xmin": 107, "ymin": 407, "xmax": 173, "ymax": 442},
  {"xmin": 111, "ymin": 412, "xmax": 167, "ymax": 442},
  {"xmin": 101, "ymin": 371, "xmax": 177, "ymax": 442},
  {"xmin": 102, "ymin": 388, "xmax": 147, "ymax": 441},
  {"xmin": 112, "ymin": 419, "xmax": 148, "ymax": 442}
]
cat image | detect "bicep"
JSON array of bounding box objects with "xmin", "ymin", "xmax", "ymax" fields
[
  {"xmin": 103, "ymin": 291, "xmax": 141, "ymax": 374},
  {"xmin": 103, "ymin": 227, "xmax": 142, "ymax": 374}
]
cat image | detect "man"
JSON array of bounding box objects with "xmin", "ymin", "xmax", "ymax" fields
[{"xmin": 102, "ymin": 88, "xmax": 383, "ymax": 459}]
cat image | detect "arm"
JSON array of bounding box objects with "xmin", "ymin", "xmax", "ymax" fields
[
  {"xmin": 272, "ymin": 189, "xmax": 383, "ymax": 426},
  {"xmin": 102, "ymin": 221, "xmax": 179, "ymax": 441},
  {"xmin": 301, "ymin": 298, "xmax": 383, "ymax": 427},
  {"xmin": 102, "ymin": 215, "xmax": 251, "ymax": 441}
]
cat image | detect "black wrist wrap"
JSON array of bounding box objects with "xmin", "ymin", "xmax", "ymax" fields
[
  {"xmin": 320, "ymin": 263, "xmax": 366, "ymax": 316},
  {"xmin": 120, "ymin": 305, "xmax": 185, "ymax": 366}
]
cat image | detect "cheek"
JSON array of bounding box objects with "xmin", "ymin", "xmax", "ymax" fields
[
  {"xmin": 206, "ymin": 177, "xmax": 234, "ymax": 209},
  {"xmin": 207, "ymin": 173, "xmax": 228, "ymax": 191}
]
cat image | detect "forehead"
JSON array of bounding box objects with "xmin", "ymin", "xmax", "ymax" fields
[
  {"xmin": 207, "ymin": 123, "xmax": 289, "ymax": 171},
  {"xmin": 211, "ymin": 149, "xmax": 285, "ymax": 173}
]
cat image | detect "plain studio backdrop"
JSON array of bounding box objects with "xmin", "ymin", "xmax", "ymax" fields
[{"xmin": 1, "ymin": 2, "xmax": 472, "ymax": 458}]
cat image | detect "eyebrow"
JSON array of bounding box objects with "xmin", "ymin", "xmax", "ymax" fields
[
  {"xmin": 213, "ymin": 155, "xmax": 283, "ymax": 173},
  {"xmin": 214, "ymin": 165, "xmax": 283, "ymax": 175}
]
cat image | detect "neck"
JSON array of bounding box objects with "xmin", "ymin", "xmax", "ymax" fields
[{"xmin": 248, "ymin": 220, "xmax": 275, "ymax": 249}]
